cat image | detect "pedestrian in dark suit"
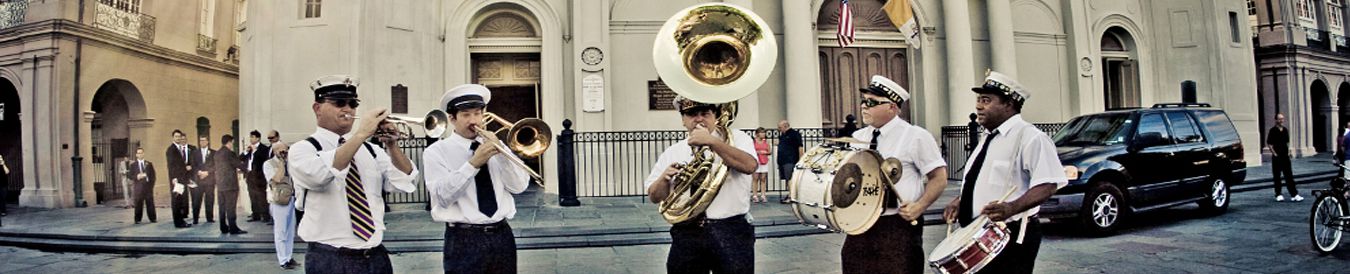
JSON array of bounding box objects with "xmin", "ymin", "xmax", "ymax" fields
[
  {"xmin": 191, "ymin": 135, "xmax": 216, "ymax": 224},
  {"xmin": 165, "ymin": 130, "xmax": 196, "ymax": 228},
  {"xmin": 241, "ymin": 130, "xmax": 272, "ymax": 223},
  {"xmin": 127, "ymin": 147, "xmax": 157, "ymax": 224},
  {"xmin": 216, "ymin": 134, "xmax": 247, "ymax": 234}
]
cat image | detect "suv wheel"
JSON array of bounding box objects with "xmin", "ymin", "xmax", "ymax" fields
[
  {"xmin": 1198, "ymin": 177, "xmax": 1230, "ymax": 214},
  {"xmin": 1080, "ymin": 183, "xmax": 1125, "ymax": 235}
]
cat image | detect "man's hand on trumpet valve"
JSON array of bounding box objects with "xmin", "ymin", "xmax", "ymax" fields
[
  {"xmin": 355, "ymin": 107, "xmax": 390, "ymax": 140},
  {"xmin": 374, "ymin": 122, "xmax": 400, "ymax": 145}
]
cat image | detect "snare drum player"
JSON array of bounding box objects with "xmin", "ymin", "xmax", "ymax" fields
[
  {"xmin": 645, "ymin": 96, "xmax": 759, "ymax": 274},
  {"xmin": 941, "ymin": 71, "xmax": 1067, "ymax": 273},
  {"xmin": 423, "ymin": 84, "xmax": 530, "ymax": 274},
  {"xmin": 843, "ymin": 75, "xmax": 947, "ymax": 274},
  {"xmin": 289, "ymin": 75, "xmax": 418, "ymax": 273}
]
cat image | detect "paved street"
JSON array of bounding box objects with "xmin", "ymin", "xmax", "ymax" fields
[{"xmin": 3, "ymin": 178, "xmax": 1349, "ymax": 273}]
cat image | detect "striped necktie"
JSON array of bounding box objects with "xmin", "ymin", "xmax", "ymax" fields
[{"xmin": 340, "ymin": 137, "xmax": 376, "ymax": 241}]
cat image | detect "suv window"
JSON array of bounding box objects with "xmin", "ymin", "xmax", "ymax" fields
[
  {"xmin": 1135, "ymin": 113, "xmax": 1172, "ymax": 147},
  {"xmin": 1166, "ymin": 112, "xmax": 1204, "ymax": 144},
  {"xmin": 1195, "ymin": 110, "xmax": 1240, "ymax": 143},
  {"xmin": 1053, "ymin": 113, "xmax": 1133, "ymax": 146}
]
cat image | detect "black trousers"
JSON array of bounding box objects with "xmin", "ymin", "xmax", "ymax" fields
[
  {"xmin": 306, "ymin": 243, "xmax": 393, "ymax": 274},
  {"xmin": 191, "ymin": 183, "xmax": 215, "ymax": 222},
  {"xmin": 218, "ymin": 189, "xmax": 240, "ymax": 233},
  {"xmin": 975, "ymin": 218, "xmax": 1043, "ymax": 274},
  {"xmin": 1272, "ymin": 156, "xmax": 1299, "ymax": 196},
  {"xmin": 668, "ymin": 215, "xmax": 755, "ymax": 274},
  {"xmin": 842, "ymin": 215, "xmax": 924, "ymax": 274},
  {"xmin": 133, "ymin": 182, "xmax": 156, "ymax": 223},
  {"xmin": 171, "ymin": 186, "xmax": 189, "ymax": 226},
  {"xmin": 247, "ymin": 173, "xmax": 269, "ymax": 220},
  {"xmin": 443, "ymin": 222, "xmax": 517, "ymax": 274}
]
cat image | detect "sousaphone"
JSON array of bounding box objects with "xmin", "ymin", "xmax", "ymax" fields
[{"xmin": 652, "ymin": 3, "xmax": 777, "ymax": 224}]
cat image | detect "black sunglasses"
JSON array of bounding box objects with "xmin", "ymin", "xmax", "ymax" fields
[
  {"xmin": 326, "ymin": 98, "xmax": 360, "ymax": 109},
  {"xmin": 860, "ymin": 98, "xmax": 893, "ymax": 108}
]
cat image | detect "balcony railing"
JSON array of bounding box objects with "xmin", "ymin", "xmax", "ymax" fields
[
  {"xmin": 196, "ymin": 34, "xmax": 216, "ymax": 55},
  {"xmin": 1308, "ymin": 29, "xmax": 1332, "ymax": 51},
  {"xmin": 0, "ymin": 0, "xmax": 28, "ymax": 29},
  {"xmin": 94, "ymin": 2, "xmax": 155, "ymax": 42}
]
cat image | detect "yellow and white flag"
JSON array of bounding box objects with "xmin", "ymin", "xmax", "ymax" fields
[{"xmin": 883, "ymin": 0, "xmax": 921, "ymax": 49}]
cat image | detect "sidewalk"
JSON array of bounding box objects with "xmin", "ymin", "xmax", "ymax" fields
[{"xmin": 0, "ymin": 154, "xmax": 1340, "ymax": 253}]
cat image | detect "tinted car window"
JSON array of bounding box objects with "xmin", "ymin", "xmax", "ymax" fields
[
  {"xmin": 1053, "ymin": 113, "xmax": 1133, "ymax": 146},
  {"xmin": 1135, "ymin": 113, "xmax": 1172, "ymax": 146},
  {"xmin": 1195, "ymin": 110, "xmax": 1240, "ymax": 142},
  {"xmin": 1166, "ymin": 112, "xmax": 1204, "ymax": 144}
]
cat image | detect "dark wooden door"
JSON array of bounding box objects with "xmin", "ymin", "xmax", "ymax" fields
[{"xmin": 818, "ymin": 47, "xmax": 910, "ymax": 128}]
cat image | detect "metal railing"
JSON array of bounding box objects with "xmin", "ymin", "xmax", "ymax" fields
[
  {"xmin": 0, "ymin": 0, "xmax": 28, "ymax": 29},
  {"xmin": 938, "ymin": 123, "xmax": 1066, "ymax": 179},
  {"xmin": 383, "ymin": 137, "xmax": 434, "ymax": 204},
  {"xmin": 94, "ymin": 2, "xmax": 156, "ymax": 42},
  {"xmin": 197, "ymin": 34, "xmax": 216, "ymax": 54}
]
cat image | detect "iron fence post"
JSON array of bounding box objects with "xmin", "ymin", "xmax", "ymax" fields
[{"xmin": 558, "ymin": 119, "xmax": 580, "ymax": 206}]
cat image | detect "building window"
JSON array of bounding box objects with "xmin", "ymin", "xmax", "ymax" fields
[
  {"xmin": 391, "ymin": 84, "xmax": 408, "ymax": 114},
  {"xmin": 99, "ymin": 0, "xmax": 141, "ymax": 13},
  {"xmin": 1330, "ymin": 0, "xmax": 1345, "ymax": 35},
  {"xmin": 199, "ymin": 0, "xmax": 216, "ymax": 38},
  {"xmin": 1230, "ymin": 12, "xmax": 1242, "ymax": 43},
  {"xmin": 303, "ymin": 0, "xmax": 321, "ymax": 19},
  {"xmin": 196, "ymin": 117, "xmax": 211, "ymax": 141},
  {"xmin": 1297, "ymin": 0, "xmax": 1319, "ymax": 29}
]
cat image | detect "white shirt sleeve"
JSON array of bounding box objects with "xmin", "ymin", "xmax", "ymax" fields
[
  {"xmin": 288, "ymin": 141, "xmax": 348, "ymax": 191},
  {"xmin": 424, "ymin": 145, "xmax": 480, "ymax": 208},
  {"xmin": 491, "ymin": 139, "xmax": 531, "ymax": 195},
  {"xmin": 730, "ymin": 131, "xmax": 758, "ymax": 175},
  {"xmin": 375, "ymin": 144, "xmax": 419, "ymax": 193},
  {"xmin": 1022, "ymin": 132, "xmax": 1068, "ymax": 190},
  {"xmin": 912, "ymin": 132, "xmax": 948, "ymax": 175}
]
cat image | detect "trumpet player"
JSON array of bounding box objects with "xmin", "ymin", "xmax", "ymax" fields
[
  {"xmin": 644, "ymin": 96, "xmax": 759, "ymax": 274},
  {"xmin": 288, "ymin": 75, "xmax": 418, "ymax": 274},
  {"xmin": 423, "ymin": 84, "xmax": 530, "ymax": 274},
  {"xmin": 844, "ymin": 75, "xmax": 948, "ymax": 274}
]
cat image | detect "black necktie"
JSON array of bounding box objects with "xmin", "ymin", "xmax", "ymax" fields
[
  {"xmin": 469, "ymin": 141, "xmax": 498, "ymax": 216},
  {"xmin": 869, "ymin": 129, "xmax": 881, "ymax": 150},
  {"xmin": 959, "ymin": 130, "xmax": 1000, "ymax": 226},
  {"xmin": 181, "ymin": 145, "xmax": 188, "ymax": 164}
]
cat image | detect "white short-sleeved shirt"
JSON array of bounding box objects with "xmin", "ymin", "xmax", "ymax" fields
[
  {"xmin": 852, "ymin": 116, "xmax": 947, "ymax": 215},
  {"xmin": 423, "ymin": 131, "xmax": 531, "ymax": 224},
  {"xmin": 644, "ymin": 129, "xmax": 757, "ymax": 220},
  {"xmin": 960, "ymin": 115, "xmax": 1068, "ymax": 221},
  {"xmin": 288, "ymin": 128, "xmax": 419, "ymax": 249}
]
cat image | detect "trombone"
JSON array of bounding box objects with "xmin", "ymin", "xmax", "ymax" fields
[{"xmin": 472, "ymin": 112, "xmax": 552, "ymax": 183}]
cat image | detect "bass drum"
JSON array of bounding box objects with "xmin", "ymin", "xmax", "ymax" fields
[{"xmin": 788, "ymin": 144, "xmax": 887, "ymax": 235}]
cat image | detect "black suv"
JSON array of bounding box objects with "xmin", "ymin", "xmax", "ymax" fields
[{"xmin": 1040, "ymin": 103, "xmax": 1247, "ymax": 234}]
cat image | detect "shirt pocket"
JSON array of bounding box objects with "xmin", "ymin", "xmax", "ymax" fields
[{"xmin": 983, "ymin": 160, "xmax": 1017, "ymax": 190}]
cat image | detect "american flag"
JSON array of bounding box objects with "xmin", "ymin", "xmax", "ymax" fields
[{"xmin": 837, "ymin": 0, "xmax": 855, "ymax": 47}]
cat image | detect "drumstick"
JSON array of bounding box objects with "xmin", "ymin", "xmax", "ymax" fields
[{"xmin": 947, "ymin": 185, "xmax": 1020, "ymax": 235}]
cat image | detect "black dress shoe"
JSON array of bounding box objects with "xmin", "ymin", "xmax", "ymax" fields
[
  {"xmin": 206, "ymin": 220, "xmax": 215, "ymax": 223},
  {"xmin": 231, "ymin": 230, "xmax": 249, "ymax": 235}
]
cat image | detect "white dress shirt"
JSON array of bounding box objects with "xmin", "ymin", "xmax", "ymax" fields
[
  {"xmin": 960, "ymin": 115, "xmax": 1068, "ymax": 222},
  {"xmin": 852, "ymin": 116, "xmax": 947, "ymax": 215},
  {"xmin": 423, "ymin": 131, "xmax": 530, "ymax": 224},
  {"xmin": 644, "ymin": 129, "xmax": 757, "ymax": 220},
  {"xmin": 288, "ymin": 128, "xmax": 419, "ymax": 249}
]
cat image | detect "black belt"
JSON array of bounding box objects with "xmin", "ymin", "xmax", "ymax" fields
[
  {"xmin": 308, "ymin": 242, "xmax": 387, "ymax": 257},
  {"xmin": 675, "ymin": 214, "xmax": 747, "ymax": 227},
  {"xmin": 447, "ymin": 220, "xmax": 510, "ymax": 232}
]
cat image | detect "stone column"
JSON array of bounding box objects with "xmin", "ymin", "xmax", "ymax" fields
[
  {"xmin": 988, "ymin": 0, "xmax": 1018, "ymax": 78},
  {"xmin": 783, "ymin": 0, "xmax": 823, "ymax": 127},
  {"xmin": 945, "ymin": 0, "xmax": 977, "ymax": 124}
]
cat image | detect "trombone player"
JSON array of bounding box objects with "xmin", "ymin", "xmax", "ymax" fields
[
  {"xmin": 644, "ymin": 96, "xmax": 759, "ymax": 274},
  {"xmin": 423, "ymin": 84, "xmax": 530, "ymax": 273}
]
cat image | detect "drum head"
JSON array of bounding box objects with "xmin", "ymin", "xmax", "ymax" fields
[{"xmin": 831, "ymin": 163, "xmax": 863, "ymax": 208}]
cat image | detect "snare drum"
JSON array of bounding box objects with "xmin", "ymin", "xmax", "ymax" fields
[
  {"xmin": 788, "ymin": 143, "xmax": 886, "ymax": 235},
  {"xmin": 927, "ymin": 217, "xmax": 1011, "ymax": 274}
]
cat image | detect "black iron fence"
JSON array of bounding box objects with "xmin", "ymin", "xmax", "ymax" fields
[
  {"xmin": 384, "ymin": 137, "xmax": 435, "ymax": 204},
  {"xmin": 938, "ymin": 123, "xmax": 1067, "ymax": 179},
  {"xmin": 564, "ymin": 123, "xmax": 837, "ymax": 197}
]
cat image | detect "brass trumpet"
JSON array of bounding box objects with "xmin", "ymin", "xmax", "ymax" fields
[{"xmin": 346, "ymin": 109, "xmax": 449, "ymax": 139}]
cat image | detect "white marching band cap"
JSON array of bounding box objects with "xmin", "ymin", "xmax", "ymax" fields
[
  {"xmin": 859, "ymin": 75, "xmax": 910, "ymax": 103},
  {"xmin": 310, "ymin": 75, "xmax": 360, "ymax": 101},
  {"xmin": 971, "ymin": 70, "xmax": 1030, "ymax": 103},
  {"xmin": 440, "ymin": 84, "xmax": 492, "ymax": 113}
]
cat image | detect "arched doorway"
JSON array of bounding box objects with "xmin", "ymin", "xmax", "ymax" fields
[
  {"xmin": 468, "ymin": 4, "xmax": 544, "ymax": 179},
  {"xmin": 1313, "ymin": 80, "xmax": 1331, "ymax": 152},
  {"xmin": 0, "ymin": 78, "xmax": 21, "ymax": 206},
  {"xmin": 1340, "ymin": 82, "xmax": 1350, "ymax": 138},
  {"xmin": 1102, "ymin": 27, "xmax": 1140, "ymax": 109},
  {"xmin": 815, "ymin": 0, "xmax": 910, "ymax": 130},
  {"xmin": 90, "ymin": 80, "xmax": 146, "ymax": 205}
]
